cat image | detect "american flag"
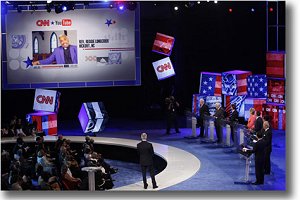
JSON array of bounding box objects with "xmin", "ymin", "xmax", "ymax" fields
[
  {"xmin": 199, "ymin": 72, "xmax": 222, "ymax": 96},
  {"xmin": 247, "ymin": 75, "xmax": 267, "ymax": 98},
  {"xmin": 222, "ymin": 70, "xmax": 252, "ymax": 96}
]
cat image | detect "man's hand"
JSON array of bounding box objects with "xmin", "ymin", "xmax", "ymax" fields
[{"xmin": 32, "ymin": 61, "xmax": 40, "ymax": 65}]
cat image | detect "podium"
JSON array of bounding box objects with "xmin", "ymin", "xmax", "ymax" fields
[
  {"xmin": 81, "ymin": 166, "xmax": 103, "ymax": 191},
  {"xmin": 184, "ymin": 116, "xmax": 198, "ymax": 139},
  {"xmin": 234, "ymin": 148, "xmax": 253, "ymax": 184}
]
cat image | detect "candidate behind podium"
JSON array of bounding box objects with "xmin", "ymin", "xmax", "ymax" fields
[{"xmin": 33, "ymin": 34, "xmax": 78, "ymax": 65}]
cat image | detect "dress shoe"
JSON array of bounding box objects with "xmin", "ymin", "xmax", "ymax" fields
[
  {"xmin": 144, "ymin": 183, "xmax": 148, "ymax": 189},
  {"xmin": 153, "ymin": 185, "xmax": 158, "ymax": 189},
  {"xmin": 251, "ymin": 182, "xmax": 263, "ymax": 185}
]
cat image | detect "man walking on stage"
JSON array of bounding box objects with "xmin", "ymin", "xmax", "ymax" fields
[{"xmin": 137, "ymin": 133, "xmax": 158, "ymax": 190}]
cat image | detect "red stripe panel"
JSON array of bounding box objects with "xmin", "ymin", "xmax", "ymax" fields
[
  {"xmin": 266, "ymin": 60, "xmax": 284, "ymax": 68},
  {"xmin": 155, "ymin": 34, "xmax": 175, "ymax": 44},
  {"xmin": 267, "ymin": 67, "xmax": 285, "ymax": 78},
  {"xmin": 214, "ymin": 88, "xmax": 222, "ymax": 96},
  {"xmin": 237, "ymin": 85, "xmax": 247, "ymax": 95},
  {"xmin": 193, "ymin": 95, "xmax": 197, "ymax": 114},
  {"xmin": 32, "ymin": 116, "xmax": 42, "ymax": 131},
  {"xmin": 266, "ymin": 53, "xmax": 284, "ymax": 61},
  {"xmin": 237, "ymin": 72, "xmax": 252, "ymax": 80},
  {"xmin": 225, "ymin": 96, "xmax": 231, "ymax": 115}
]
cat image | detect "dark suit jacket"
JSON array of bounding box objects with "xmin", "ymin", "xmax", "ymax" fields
[
  {"xmin": 254, "ymin": 117, "xmax": 263, "ymax": 133},
  {"xmin": 214, "ymin": 107, "xmax": 225, "ymax": 126},
  {"xmin": 137, "ymin": 141, "xmax": 155, "ymax": 166},
  {"xmin": 248, "ymin": 139, "xmax": 266, "ymax": 164},
  {"xmin": 199, "ymin": 104, "xmax": 209, "ymax": 125},
  {"xmin": 230, "ymin": 110, "xmax": 239, "ymax": 125},
  {"xmin": 263, "ymin": 128, "xmax": 273, "ymax": 152}
]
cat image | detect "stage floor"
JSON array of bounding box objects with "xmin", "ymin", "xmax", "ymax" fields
[
  {"xmin": 2, "ymin": 118, "xmax": 286, "ymax": 191},
  {"xmin": 60, "ymin": 119, "xmax": 287, "ymax": 191}
]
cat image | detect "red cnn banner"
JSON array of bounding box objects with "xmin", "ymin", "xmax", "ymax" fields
[{"xmin": 152, "ymin": 33, "xmax": 175, "ymax": 56}]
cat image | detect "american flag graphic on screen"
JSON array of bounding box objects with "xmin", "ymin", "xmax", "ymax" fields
[
  {"xmin": 199, "ymin": 72, "xmax": 222, "ymax": 96},
  {"xmin": 247, "ymin": 75, "xmax": 267, "ymax": 98}
]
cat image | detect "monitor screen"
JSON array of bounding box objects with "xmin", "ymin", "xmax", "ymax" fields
[{"xmin": 2, "ymin": 6, "xmax": 141, "ymax": 89}]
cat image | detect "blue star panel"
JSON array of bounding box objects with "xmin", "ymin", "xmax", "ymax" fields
[{"xmin": 247, "ymin": 74, "xmax": 267, "ymax": 98}]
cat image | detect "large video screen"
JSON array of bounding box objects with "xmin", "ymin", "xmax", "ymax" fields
[{"xmin": 2, "ymin": 7, "xmax": 140, "ymax": 89}]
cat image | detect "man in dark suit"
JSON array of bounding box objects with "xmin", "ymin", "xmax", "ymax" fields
[
  {"xmin": 229, "ymin": 104, "xmax": 239, "ymax": 144},
  {"xmin": 165, "ymin": 96, "xmax": 180, "ymax": 135},
  {"xmin": 198, "ymin": 98, "xmax": 210, "ymax": 138},
  {"xmin": 243, "ymin": 131, "xmax": 266, "ymax": 185},
  {"xmin": 137, "ymin": 133, "xmax": 158, "ymax": 189},
  {"xmin": 213, "ymin": 103, "xmax": 225, "ymax": 144},
  {"xmin": 254, "ymin": 111, "xmax": 263, "ymax": 133},
  {"xmin": 262, "ymin": 121, "xmax": 272, "ymax": 175}
]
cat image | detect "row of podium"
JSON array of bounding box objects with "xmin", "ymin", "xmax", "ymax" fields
[{"xmin": 188, "ymin": 116, "xmax": 255, "ymax": 184}]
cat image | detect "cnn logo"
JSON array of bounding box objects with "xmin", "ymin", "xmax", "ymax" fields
[
  {"xmin": 36, "ymin": 20, "xmax": 50, "ymax": 26},
  {"xmin": 36, "ymin": 95, "xmax": 54, "ymax": 105},
  {"xmin": 156, "ymin": 62, "xmax": 171, "ymax": 72}
]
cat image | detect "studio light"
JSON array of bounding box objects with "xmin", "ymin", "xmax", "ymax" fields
[
  {"xmin": 116, "ymin": 2, "xmax": 125, "ymax": 11},
  {"xmin": 174, "ymin": 6, "xmax": 179, "ymax": 11}
]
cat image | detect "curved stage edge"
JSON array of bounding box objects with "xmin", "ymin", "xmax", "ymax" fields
[{"xmin": 1, "ymin": 135, "xmax": 201, "ymax": 191}]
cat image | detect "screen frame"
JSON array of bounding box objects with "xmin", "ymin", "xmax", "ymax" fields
[{"xmin": 1, "ymin": 2, "xmax": 141, "ymax": 89}]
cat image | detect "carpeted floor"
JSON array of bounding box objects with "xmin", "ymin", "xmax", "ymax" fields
[{"xmin": 60, "ymin": 117, "xmax": 286, "ymax": 191}]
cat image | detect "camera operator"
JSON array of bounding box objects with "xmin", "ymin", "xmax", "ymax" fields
[{"xmin": 165, "ymin": 96, "xmax": 180, "ymax": 135}]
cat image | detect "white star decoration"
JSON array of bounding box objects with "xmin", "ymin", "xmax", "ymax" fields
[
  {"xmin": 208, "ymin": 86, "xmax": 212, "ymax": 90},
  {"xmin": 209, "ymin": 77, "xmax": 213, "ymax": 81},
  {"xmin": 259, "ymin": 78, "xmax": 263, "ymax": 82},
  {"xmin": 203, "ymin": 90, "xmax": 207, "ymax": 94},
  {"xmin": 203, "ymin": 81, "xmax": 208, "ymax": 85},
  {"xmin": 259, "ymin": 87, "xmax": 263, "ymax": 91}
]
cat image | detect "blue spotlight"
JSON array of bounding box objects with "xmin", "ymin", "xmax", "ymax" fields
[
  {"xmin": 118, "ymin": 4, "xmax": 124, "ymax": 11},
  {"xmin": 62, "ymin": 5, "xmax": 67, "ymax": 11}
]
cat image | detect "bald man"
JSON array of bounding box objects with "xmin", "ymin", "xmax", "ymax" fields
[
  {"xmin": 137, "ymin": 133, "xmax": 158, "ymax": 189},
  {"xmin": 33, "ymin": 34, "xmax": 78, "ymax": 65}
]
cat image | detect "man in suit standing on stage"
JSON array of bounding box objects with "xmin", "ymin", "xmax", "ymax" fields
[
  {"xmin": 254, "ymin": 111, "xmax": 263, "ymax": 134},
  {"xmin": 262, "ymin": 121, "xmax": 272, "ymax": 175},
  {"xmin": 137, "ymin": 133, "xmax": 158, "ymax": 189},
  {"xmin": 213, "ymin": 103, "xmax": 225, "ymax": 144},
  {"xmin": 198, "ymin": 98, "xmax": 210, "ymax": 138},
  {"xmin": 229, "ymin": 104, "xmax": 239, "ymax": 144},
  {"xmin": 243, "ymin": 131, "xmax": 266, "ymax": 185}
]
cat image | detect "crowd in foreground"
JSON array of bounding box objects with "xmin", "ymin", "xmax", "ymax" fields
[{"xmin": 1, "ymin": 134, "xmax": 118, "ymax": 190}]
